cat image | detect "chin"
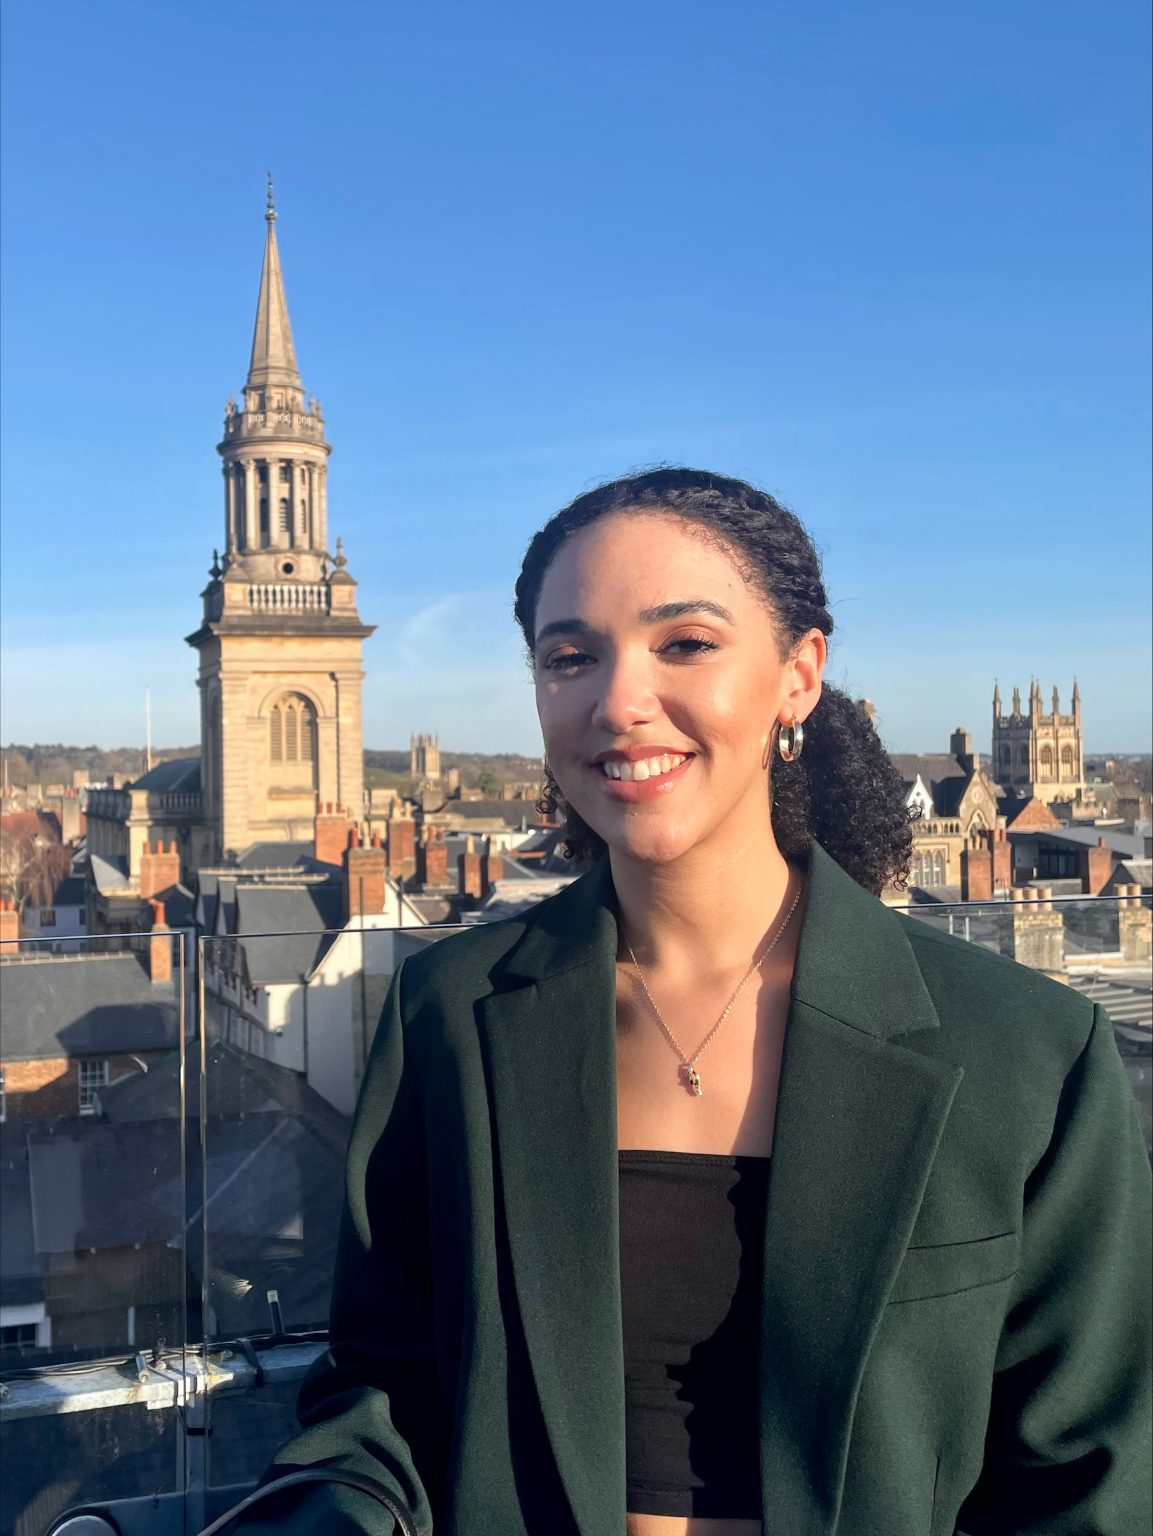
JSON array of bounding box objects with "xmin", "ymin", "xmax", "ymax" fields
[{"xmin": 582, "ymin": 809, "xmax": 701, "ymax": 867}]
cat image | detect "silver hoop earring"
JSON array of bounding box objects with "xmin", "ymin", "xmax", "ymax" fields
[{"xmin": 777, "ymin": 719, "xmax": 804, "ymax": 763}]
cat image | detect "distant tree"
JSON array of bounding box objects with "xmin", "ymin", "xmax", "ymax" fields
[
  {"xmin": 0, "ymin": 815, "xmax": 71, "ymax": 912},
  {"xmin": 477, "ymin": 770, "xmax": 500, "ymax": 797}
]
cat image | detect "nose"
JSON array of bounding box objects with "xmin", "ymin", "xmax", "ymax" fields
[{"xmin": 590, "ymin": 647, "xmax": 658, "ymax": 735}]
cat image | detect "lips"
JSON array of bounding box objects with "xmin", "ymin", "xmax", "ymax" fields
[{"xmin": 592, "ymin": 749, "xmax": 696, "ymax": 802}]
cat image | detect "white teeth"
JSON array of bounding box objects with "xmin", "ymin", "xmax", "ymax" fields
[{"xmin": 601, "ymin": 753, "xmax": 687, "ymax": 782}]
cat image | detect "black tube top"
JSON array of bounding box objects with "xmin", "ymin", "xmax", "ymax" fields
[{"xmin": 619, "ymin": 1149, "xmax": 770, "ymax": 1519}]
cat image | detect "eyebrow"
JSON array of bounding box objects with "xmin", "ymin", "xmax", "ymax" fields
[{"xmin": 534, "ymin": 599, "xmax": 736, "ymax": 647}]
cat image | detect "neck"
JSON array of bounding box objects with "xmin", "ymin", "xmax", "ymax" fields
[{"xmin": 609, "ymin": 813, "xmax": 797, "ymax": 975}]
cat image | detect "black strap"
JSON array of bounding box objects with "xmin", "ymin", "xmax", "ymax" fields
[{"xmin": 195, "ymin": 1467, "xmax": 419, "ymax": 1536}]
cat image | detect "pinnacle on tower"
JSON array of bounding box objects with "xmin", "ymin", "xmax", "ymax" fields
[{"xmin": 247, "ymin": 173, "xmax": 301, "ymax": 392}]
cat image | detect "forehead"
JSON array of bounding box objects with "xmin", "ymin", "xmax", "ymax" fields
[{"xmin": 536, "ymin": 511, "xmax": 766, "ymax": 622}]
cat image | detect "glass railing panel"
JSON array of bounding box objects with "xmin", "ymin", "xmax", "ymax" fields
[
  {"xmin": 0, "ymin": 927, "xmax": 190, "ymax": 1536},
  {"xmin": 197, "ymin": 922, "xmax": 467, "ymax": 1510}
]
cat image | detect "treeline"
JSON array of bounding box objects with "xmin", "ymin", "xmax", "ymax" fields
[
  {"xmin": 2, "ymin": 743, "xmax": 545, "ymax": 791},
  {"xmin": 1, "ymin": 744, "xmax": 199, "ymax": 787}
]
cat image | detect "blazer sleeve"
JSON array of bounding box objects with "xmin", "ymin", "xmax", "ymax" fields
[
  {"xmin": 238, "ymin": 960, "xmax": 440, "ymax": 1535},
  {"xmin": 958, "ymin": 1004, "xmax": 1153, "ymax": 1534}
]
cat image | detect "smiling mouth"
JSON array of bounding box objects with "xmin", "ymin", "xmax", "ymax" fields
[{"xmin": 599, "ymin": 752, "xmax": 691, "ymax": 782}]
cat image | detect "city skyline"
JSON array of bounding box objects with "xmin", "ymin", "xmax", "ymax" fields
[{"xmin": 1, "ymin": 0, "xmax": 1150, "ymax": 754}]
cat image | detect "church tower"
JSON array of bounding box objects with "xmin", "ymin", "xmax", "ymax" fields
[{"xmin": 187, "ymin": 181, "xmax": 374, "ymax": 860}]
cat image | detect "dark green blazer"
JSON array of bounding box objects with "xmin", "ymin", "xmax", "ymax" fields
[{"xmin": 254, "ymin": 844, "xmax": 1152, "ymax": 1535}]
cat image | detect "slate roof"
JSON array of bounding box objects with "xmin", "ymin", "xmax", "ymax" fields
[
  {"xmin": 130, "ymin": 757, "xmax": 201, "ymax": 793},
  {"xmin": 51, "ymin": 876, "xmax": 86, "ymax": 907},
  {"xmin": 0, "ymin": 952, "xmax": 179, "ymax": 1061},
  {"xmin": 99, "ymin": 1040, "xmax": 351, "ymax": 1335},
  {"xmin": 1011, "ymin": 825, "xmax": 1145, "ymax": 858},
  {"xmin": 437, "ymin": 799, "xmax": 540, "ymax": 829},
  {"xmin": 232, "ymin": 883, "xmax": 344, "ymax": 983},
  {"xmin": 89, "ymin": 851, "xmax": 132, "ymax": 894},
  {"xmin": 234, "ymin": 841, "xmax": 316, "ymax": 870}
]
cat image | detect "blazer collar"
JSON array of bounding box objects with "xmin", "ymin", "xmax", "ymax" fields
[{"xmin": 498, "ymin": 841, "xmax": 941, "ymax": 1043}]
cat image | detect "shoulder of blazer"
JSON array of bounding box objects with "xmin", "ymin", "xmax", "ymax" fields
[
  {"xmin": 900, "ymin": 912, "xmax": 1096, "ymax": 1065},
  {"xmin": 398, "ymin": 859, "xmax": 616, "ymax": 1014}
]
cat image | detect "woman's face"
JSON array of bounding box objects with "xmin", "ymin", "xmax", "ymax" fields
[{"xmin": 532, "ymin": 511, "xmax": 825, "ymax": 866}]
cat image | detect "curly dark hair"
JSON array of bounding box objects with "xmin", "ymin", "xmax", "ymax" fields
[{"xmin": 513, "ymin": 467, "xmax": 913, "ymax": 896}]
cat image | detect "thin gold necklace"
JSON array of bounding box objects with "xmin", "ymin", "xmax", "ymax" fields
[{"xmin": 624, "ymin": 877, "xmax": 803, "ymax": 1098}]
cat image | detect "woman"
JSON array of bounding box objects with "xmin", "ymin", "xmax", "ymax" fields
[{"xmin": 248, "ymin": 469, "xmax": 1151, "ymax": 1535}]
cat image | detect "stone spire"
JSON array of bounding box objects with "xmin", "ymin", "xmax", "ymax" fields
[
  {"xmin": 993, "ymin": 681, "xmax": 1001, "ymax": 717},
  {"xmin": 247, "ymin": 174, "xmax": 301, "ymax": 395}
]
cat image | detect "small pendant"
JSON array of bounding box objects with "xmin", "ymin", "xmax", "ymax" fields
[{"xmin": 684, "ymin": 1064, "xmax": 703, "ymax": 1097}]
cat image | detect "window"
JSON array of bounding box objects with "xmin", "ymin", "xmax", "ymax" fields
[
  {"xmin": 1060, "ymin": 745, "xmax": 1075, "ymax": 776},
  {"xmin": 268, "ymin": 694, "xmax": 316, "ymax": 767},
  {"xmin": 78, "ymin": 1058, "xmax": 109, "ymax": 1114},
  {"xmin": 0, "ymin": 1323, "xmax": 37, "ymax": 1350},
  {"xmin": 279, "ymin": 498, "xmax": 290, "ymax": 532},
  {"xmin": 1040, "ymin": 746, "xmax": 1054, "ymax": 775},
  {"xmin": 279, "ymin": 463, "xmax": 291, "ymax": 483},
  {"xmin": 258, "ymin": 464, "xmax": 269, "ymax": 486},
  {"xmin": 40, "ymin": 908, "xmax": 56, "ymax": 926}
]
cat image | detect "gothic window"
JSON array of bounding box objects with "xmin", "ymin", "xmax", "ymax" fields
[
  {"xmin": 269, "ymin": 694, "xmax": 316, "ymax": 766},
  {"xmin": 1000, "ymin": 744, "xmax": 1010, "ymax": 765},
  {"xmin": 1040, "ymin": 746, "xmax": 1054, "ymax": 776},
  {"xmin": 932, "ymin": 851, "xmax": 944, "ymax": 886},
  {"xmin": 279, "ymin": 498, "xmax": 290, "ymax": 532},
  {"xmin": 1060, "ymin": 745, "xmax": 1074, "ymax": 776}
]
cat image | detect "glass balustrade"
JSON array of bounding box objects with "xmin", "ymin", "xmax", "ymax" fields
[
  {"xmin": 1, "ymin": 899, "xmax": 1147, "ymax": 1536},
  {"xmin": 0, "ymin": 928, "xmax": 190, "ymax": 1536}
]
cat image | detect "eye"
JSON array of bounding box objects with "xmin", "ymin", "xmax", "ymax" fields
[
  {"xmin": 540, "ymin": 647, "xmax": 595, "ymax": 674},
  {"xmin": 660, "ymin": 634, "xmax": 719, "ymax": 659}
]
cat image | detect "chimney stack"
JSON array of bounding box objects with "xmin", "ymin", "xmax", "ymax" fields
[
  {"xmin": 139, "ymin": 841, "xmax": 180, "ymax": 899},
  {"xmin": 344, "ymin": 832, "xmax": 388, "ymax": 920},
  {"xmin": 147, "ymin": 898, "xmax": 173, "ymax": 984},
  {"xmin": 314, "ymin": 802, "xmax": 352, "ymax": 867},
  {"xmin": 0, "ymin": 897, "xmax": 19, "ymax": 948},
  {"xmin": 417, "ymin": 827, "xmax": 450, "ymax": 888}
]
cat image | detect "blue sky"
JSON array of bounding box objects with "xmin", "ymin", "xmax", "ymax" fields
[{"xmin": 1, "ymin": 0, "xmax": 1149, "ymax": 755}]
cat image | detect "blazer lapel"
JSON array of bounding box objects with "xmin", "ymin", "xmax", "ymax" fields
[
  {"xmin": 479, "ymin": 863, "xmax": 626, "ymax": 1536},
  {"xmin": 759, "ymin": 846, "xmax": 963, "ymax": 1534}
]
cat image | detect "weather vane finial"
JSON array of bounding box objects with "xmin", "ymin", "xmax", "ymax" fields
[{"xmin": 266, "ymin": 171, "xmax": 277, "ymax": 222}]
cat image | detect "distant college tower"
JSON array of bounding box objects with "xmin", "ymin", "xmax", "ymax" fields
[
  {"xmin": 187, "ymin": 184, "xmax": 375, "ymax": 860},
  {"xmin": 411, "ymin": 732, "xmax": 441, "ymax": 784},
  {"xmin": 991, "ymin": 680, "xmax": 1084, "ymax": 806}
]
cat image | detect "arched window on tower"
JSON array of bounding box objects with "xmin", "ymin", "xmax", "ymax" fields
[
  {"xmin": 269, "ymin": 694, "xmax": 317, "ymax": 772},
  {"xmin": 1040, "ymin": 746, "xmax": 1054, "ymax": 777},
  {"xmin": 1060, "ymin": 744, "xmax": 1075, "ymax": 778}
]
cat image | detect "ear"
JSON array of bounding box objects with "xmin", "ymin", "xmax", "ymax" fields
[{"xmin": 778, "ymin": 629, "xmax": 827, "ymax": 725}]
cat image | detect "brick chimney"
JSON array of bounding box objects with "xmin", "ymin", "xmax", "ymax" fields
[
  {"xmin": 139, "ymin": 841, "xmax": 180, "ymax": 899},
  {"xmin": 388, "ymin": 816, "xmax": 417, "ymax": 880},
  {"xmin": 147, "ymin": 898, "xmax": 173, "ymax": 984},
  {"xmin": 481, "ymin": 838, "xmax": 505, "ymax": 893},
  {"xmin": 417, "ymin": 828, "xmax": 450, "ymax": 888},
  {"xmin": 459, "ymin": 836, "xmax": 483, "ymax": 902},
  {"xmin": 960, "ymin": 827, "xmax": 1011, "ymax": 902},
  {"xmin": 1079, "ymin": 836, "xmax": 1114, "ymax": 897},
  {"xmin": 314, "ymin": 802, "xmax": 352, "ymax": 867},
  {"xmin": 0, "ymin": 898, "xmax": 19, "ymax": 948},
  {"xmin": 345, "ymin": 832, "xmax": 388, "ymax": 920}
]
